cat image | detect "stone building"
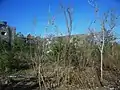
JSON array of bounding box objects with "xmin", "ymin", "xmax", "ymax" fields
[{"xmin": 0, "ymin": 21, "xmax": 16, "ymax": 45}]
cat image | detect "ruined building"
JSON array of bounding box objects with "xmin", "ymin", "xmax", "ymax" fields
[{"xmin": 0, "ymin": 21, "xmax": 16, "ymax": 45}]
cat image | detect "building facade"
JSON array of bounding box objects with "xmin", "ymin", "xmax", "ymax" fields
[{"xmin": 0, "ymin": 21, "xmax": 16, "ymax": 45}]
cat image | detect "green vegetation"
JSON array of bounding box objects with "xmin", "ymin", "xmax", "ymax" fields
[
  {"xmin": 0, "ymin": 2, "xmax": 120, "ymax": 90},
  {"xmin": 0, "ymin": 30, "xmax": 120, "ymax": 89}
]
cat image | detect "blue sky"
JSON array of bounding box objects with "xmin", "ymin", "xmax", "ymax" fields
[{"xmin": 0, "ymin": 0, "xmax": 120, "ymax": 37}]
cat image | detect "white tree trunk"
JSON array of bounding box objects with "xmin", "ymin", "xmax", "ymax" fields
[
  {"xmin": 100, "ymin": 27, "xmax": 105, "ymax": 82},
  {"xmin": 100, "ymin": 50, "xmax": 103, "ymax": 81}
]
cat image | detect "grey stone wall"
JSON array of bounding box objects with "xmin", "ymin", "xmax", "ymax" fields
[{"xmin": 0, "ymin": 21, "xmax": 16, "ymax": 45}]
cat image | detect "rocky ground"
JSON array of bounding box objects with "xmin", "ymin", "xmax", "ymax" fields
[
  {"xmin": 0, "ymin": 75, "xmax": 39, "ymax": 90},
  {"xmin": 0, "ymin": 68, "xmax": 120, "ymax": 90}
]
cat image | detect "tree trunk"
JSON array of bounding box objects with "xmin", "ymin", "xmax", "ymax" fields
[
  {"xmin": 100, "ymin": 50, "xmax": 103, "ymax": 82},
  {"xmin": 100, "ymin": 27, "xmax": 105, "ymax": 82}
]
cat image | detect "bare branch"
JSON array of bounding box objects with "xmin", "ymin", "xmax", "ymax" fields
[
  {"xmin": 109, "ymin": 10, "xmax": 120, "ymax": 31},
  {"xmin": 67, "ymin": 8, "xmax": 73, "ymax": 36},
  {"xmin": 88, "ymin": 0, "xmax": 99, "ymax": 16},
  {"xmin": 60, "ymin": 4, "xmax": 69, "ymax": 34},
  {"xmin": 60, "ymin": 4, "xmax": 73, "ymax": 38}
]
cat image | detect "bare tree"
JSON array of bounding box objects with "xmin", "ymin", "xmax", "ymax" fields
[
  {"xmin": 88, "ymin": 0, "xmax": 119, "ymax": 82},
  {"xmin": 60, "ymin": 3, "xmax": 73, "ymax": 66},
  {"xmin": 60, "ymin": 3, "xmax": 73, "ymax": 89}
]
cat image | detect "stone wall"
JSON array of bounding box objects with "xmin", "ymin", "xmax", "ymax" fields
[{"xmin": 0, "ymin": 21, "xmax": 16, "ymax": 45}]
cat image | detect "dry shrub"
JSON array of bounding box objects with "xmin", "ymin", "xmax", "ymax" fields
[{"xmin": 36, "ymin": 64, "xmax": 102, "ymax": 90}]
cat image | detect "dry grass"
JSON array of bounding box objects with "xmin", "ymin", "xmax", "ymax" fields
[
  {"xmin": 31, "ymin": 63, "xmax": 102, "ymax": 90},
  {"xmin": 27, "ymin": 34, "xmax": 120, "ymax": 90}
]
